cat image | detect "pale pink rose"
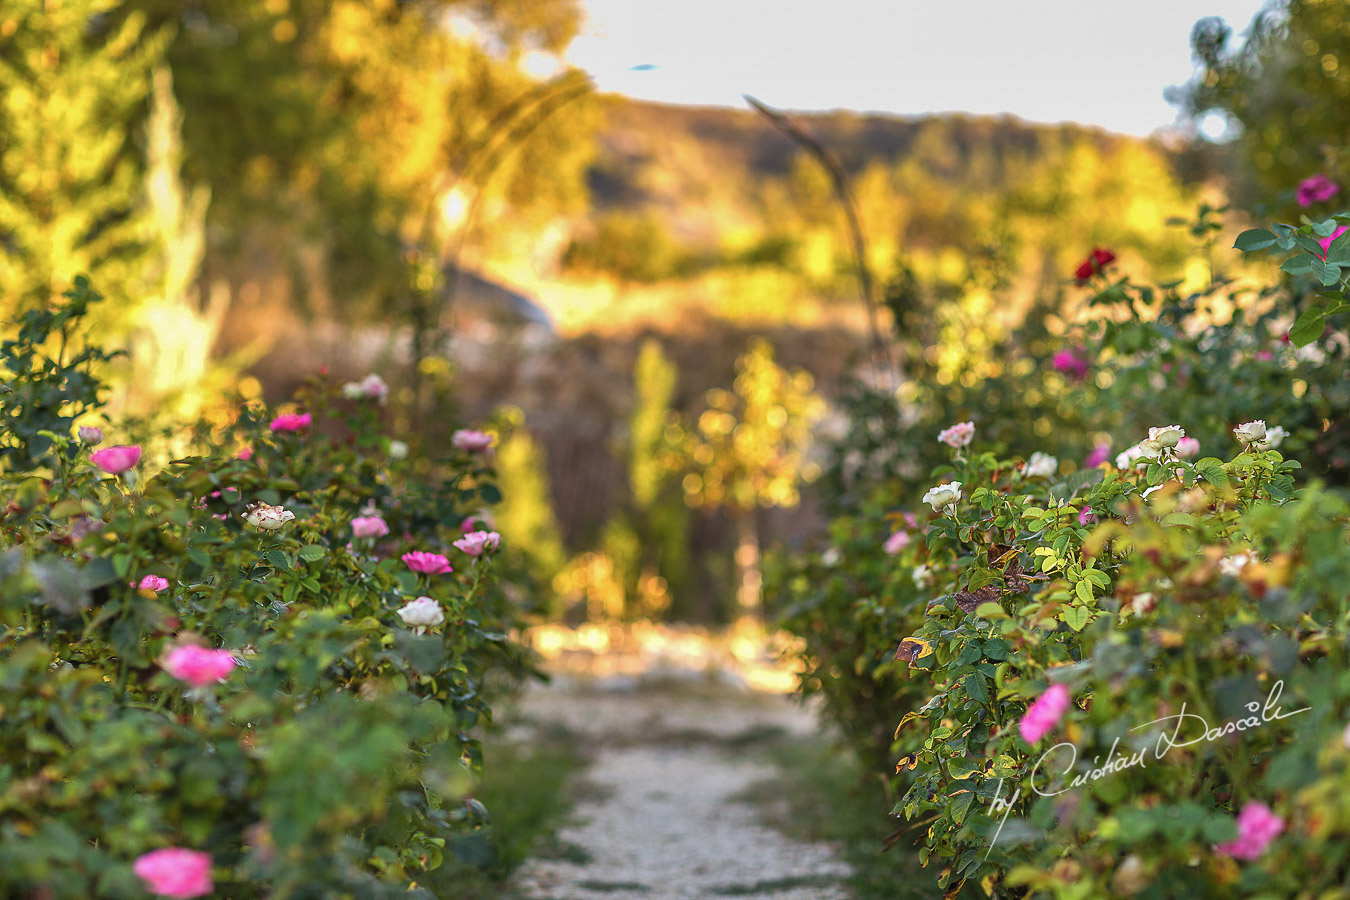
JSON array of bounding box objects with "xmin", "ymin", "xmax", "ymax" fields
[
  {"xmin": 269, "ymin": 412, "xmax": 311, "ymax": 433},
  {"xmin": 397, "ymin": 595, "xmax": 445, "ymax": 627},
  {"xmin": 452, "ymin": 429, "xmax": 494, "ymax": 452},
  {"xmin": 78, "ymin": 425, "xmax": 103, "ymax": 445},
  {"xmin": 341, "ymin": 374, "xmax": 390, "ymax": 403},
  {"xmin": 351, "ymin": 515, "xmax": 389, "ymax": 539},
  {"xmin": 453, "ymin": 530, "xmax": 500, "ymax": 556},
  {"xmin": 162, "ymin": 645, "xmax": 236, "ymax": 688},
  {"xmin": 1175, "ymin": 437, "xmax": 1201, "ymax": 458},
  {"xmin": 90, "ymin": 445, "xmax": 141, "ymax": 474},
  {"xmin": 1019, "ymin": 683, "xmax": 1071, "ymax": 743},
  {"xmin": 236, "ymin": 447, "xmax": 254, "ymax": 461},
  {"xmin": 1216, "ymin": 802, "xmax": 1285, "ymax": 860},
  {"xmin": 133, "ymin": 847, "xmax": 213, "ymax": 899},
  {"xmin": 461, "ymin": 513, "xmax": 494, "ymax": 533},
  {"xmin": 402, "ymin": 551, "xmax": 452, "ymax": 575},
  {"xmin": 883, "ymin": 530, "xmax": 911, "ymax": 555},
  {"xmin": 937, "ymin": 421, "xmax": 975, "ymax": 449},
  {"xmin": 138, "ymin": 575, "xmax": 170, "ymax": 593}
]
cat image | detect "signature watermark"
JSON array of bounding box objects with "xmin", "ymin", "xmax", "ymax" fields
[{"xmin": 983, "ymin": 680, "xmax": 1309, "ymax": 857}]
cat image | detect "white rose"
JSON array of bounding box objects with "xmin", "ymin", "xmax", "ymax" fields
[
  {"xmin": 341, "ymin": 381, "xmax": 365, "ymax": 400},
  {"xmin": 1255, "ymin": 425, "xmax": 1287, "ymax": 450},
  {"xmin": 1130, "ymin": 592, "xmax": 1155, "ymax": 614},
  {"xmin": 358, "ymin": 373, "xmax": 389, "ymax": 403},
  {"xmin": 244, "ymin": 502, "xmax": 295, "ymax": 531},
  {"xmin": 1233, "ymin": 420, "xmax": 1267, "ymax": 447},
  {"xmin": 922, "ymin": 481, "xmax": 962, "ymax": 513},
  {"xmin": 1147, "ymin": 425, "xmax": 1185, "ymax": 449},
  {"xmin": 820, "ymin": 547, "xmax": 842, "ymax": 567},
  {"xmin": 397, "ymin": 596, "xmax": 445, "ymax": 627},
  {"xmin": 912, "ymin": 564, "xmax": 933, "ymax": 588},
  {"xmin": 388, "ymin": 439, "xmax": 409, "ymax": 460},
  {"xmin": 1137, "ymin": 440, "xmax": 1163, "ymax": 460},
  {"xmin": 1025, "ymin": 452, "xmax": 1058, "ymax": 479},
  {"xmin": 1219, "ymin": 550, "xmax": 1257, "ymax": 577}
]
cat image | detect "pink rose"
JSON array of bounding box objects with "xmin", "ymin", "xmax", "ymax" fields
[
  {"xmin": 269, "ymin": 412, "xmax": 311, "ymax": 433},
  {"xmin": 402, "ymin": 551, "xmax": 453, "ymax": 575},
  {"xmin": 133, "ymin": 848, "xmax": 213, "ymax": 899},
  {"xmin": 78, "ymin": 425, "xmax": 104, "ymax": 445},
  {"xmin": 1216, "ymin": 802, "xmax": 1285, "ymax": 860},
  {"xmin": 90, "ymin": 445, "xmax": 142, "ymax": 474},
  {"xmin": 1019, "ymin": 683, "xmax": 1071, "ymax": 743},
  {"xmin": 453, "ymin": 530, "xmax": 500, "ymax": 556},
  {"xmin": 1078, "ymin": 507, "xmax": 1095, "ymax": 526},
  {"xmin": 1084, "ymin": 444, "xmax": 1111, "ymax": 468},
  {"xmin": 1297, "ymin": 174, "xmax": 1339, "ymax": 208},
  {"xmin": 1052, "ymin": 348, "xmax": 1090, "ymax": 382},
  {"xmin": 236, "ymin": 446, "xmax": 254, "ymax": 461},
  {"xmin": 162, "ymin": 645, "xmax": 236, "ymax": 688},
  {"xmin": 351, "ymin": 515, "xmax": 389, "ymax": 539},
  {"xmin": 937, "ymin": 421, "xmax": 975, "ymax": 449},
  {"xmin": 883, "ymin": 530, "xmax": 911, "ymax": 555},
  {"xmin": 452, "ymin": 429, "xmax": 494, "ymax": 453},
  {"xmin": 138, "ymin": 575, "xmax": 170, "ymax": 593},
  {"xmin": 1318, "ymin": 224, "xmax": 1348, "ymax": 259}
]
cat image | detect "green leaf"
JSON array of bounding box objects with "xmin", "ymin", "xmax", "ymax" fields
[
  {"xmin": 1280, "ymin": 256, "xmax": 1314, "ymax": 276},
  {"xmin": 1074, "ymin": 580, "xmax": 1094, "ymax": 604},
  {"xmin": 974, "ymin": 602, "xmax": 1007, "ymax": 620},
  {"xmin": 1062, "ymin": 604, "xmax": 1091, "ymax": 632},
  {"xmin": 298, "ymin": 544, "xmax": 326, "ymax": 562},
  {"xmin": 1193, "ymin": 457, "xmax": 1228, "ymax": 487},
  {"xmin": 79, "ymin": 557, "xmax": 120, "ymax": 590},
  {"xmin": 964, "ymin": 673, "xmax": 990, "ymax": 704},
  {"xmin": 267, "ymin": 550, "xmax": 291, "ymax": 571},
  {"xmin": 1289, "ymin": 307, "xmax": 1327, "ymax": 346},
  {"xmin": 1233, "ymin": 228, "xmax": 1278, "ymax": 252}
]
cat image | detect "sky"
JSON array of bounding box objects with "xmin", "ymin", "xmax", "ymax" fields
[{"xmin": 561, "ymin": 0, "xmax": 1274, "ymax": 137}]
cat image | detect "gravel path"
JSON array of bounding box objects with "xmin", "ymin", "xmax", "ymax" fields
[{"xmin": 507, "ymin": 676, "xmax": 852, "ymax": 900}]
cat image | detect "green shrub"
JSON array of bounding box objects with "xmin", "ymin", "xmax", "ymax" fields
[{"xmin": 0, "ymin": 280, "xmax": 530, "ymax": 896}]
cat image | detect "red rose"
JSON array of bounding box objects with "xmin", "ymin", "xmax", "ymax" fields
[{"xmin": 1074, "ymin": 247, "xmax": 1117, "ymax": 284}]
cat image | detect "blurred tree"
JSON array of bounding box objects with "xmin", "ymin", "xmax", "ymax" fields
[
  {"xmin": 123, "ymin": 0, "xmax": 597, "ymax": 315},
  {"xmin": 683, "ymin": 339, "xmax": 824, "ymax": 616},
  {"xmin": 1172, "ymin": 0, "xmax": 1350, "ymax": 211},
  {"xmin": 625, "ymin": 339, "xmax": 690, "ymax": 617},
  {"xmin": 492, "ymin": 412, "xmax": 566, "ymax": 612},
  {"xmin": 0, "ymin": 1, "xmax": 165, "ymax": 317}
]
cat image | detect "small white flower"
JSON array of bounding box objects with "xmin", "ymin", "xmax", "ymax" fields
[
  {"xmin": 1219, "ymin": 550, "xmax": 1258, "ymax": 577},
  {"xmin": 1025, "ymin": 452, "xmax": 1058, "ymax": 478},
  {"xmin": 937, "ymin": 422, "xmax": 975, "ymax": 449},
  {"xmin": 244, "ymin": 502, "xmax": 295, "ymax": 531},
  {"xmin": 1130, "ymin": 592, "xmax": 1155, "ymax": 614},
  {"xmin": 1233, "ymin": 420, "xmax": 1267, "ymax": 448},
  {"xmin": 1255, "ymin": 425, "xmax": 1287, "ymax": 451},
  {"xmin": 922, "ymin": 481, "xmax": 962, "ymax": 513},
  {"xmin": 821, "ymin": 547, "xmax": 842, "ymax": 567},
  {"xmin": 912, "ymin": 564, "xmax": 933, "ymax": 588},
  {"xmin": 78, "ymin": 425, "xmax": 103, "ymax": 445},
  {"xmin": 341, "ymin": 381, "xmax": 365, "ymax": 400},
  {"xmin": 388, "ymin": 439, "xmax": 409, "ymax": 460},
  {"xmin": 397, "ymin": 596, "xmax": 445, "ymax": 627}
]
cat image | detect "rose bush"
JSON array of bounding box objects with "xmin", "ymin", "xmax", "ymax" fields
[
  {"xmin": 0, "ymin": 281, "xmax": 532, "ymax": 896},
  {"xmin": 776, "ymin": 204, "xmax": 1350, "ymax": 897}
]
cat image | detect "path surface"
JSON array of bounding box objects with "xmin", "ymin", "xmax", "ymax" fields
[{"xmin": 507, "ymin": 676, "xmax": 852, "ymax": 900}]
